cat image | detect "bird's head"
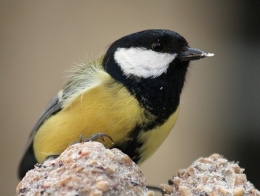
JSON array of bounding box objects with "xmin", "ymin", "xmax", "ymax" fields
[
  {"xmin": 103, "ymin": 29, "xmax": 213, "ymax": 117},
  {"xmin": 103, "ymin": 29, "xmax": 213, "ymax": 80}
]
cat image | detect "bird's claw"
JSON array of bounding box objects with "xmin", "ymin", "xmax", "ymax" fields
[
  {"xmin": 84, "ymin": 133, "xmax": 113, "ymax": 144},
  {"xmin": 71, "ymin": 133, "xmax": 114, "ymax": 146}
]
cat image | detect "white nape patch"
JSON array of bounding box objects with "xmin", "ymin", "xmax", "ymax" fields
[{"xmin": 114, "ymin": 47, "xmax": 177, "ymax": 78}]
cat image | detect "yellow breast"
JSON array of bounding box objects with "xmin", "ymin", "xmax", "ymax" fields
[
  {"xmin": 137, "ymin": 106, "xmax": 179, "ymax": 164},
  {"xmin": 33, "ymin": 73, "xmax": 180, "ymax": 164}
]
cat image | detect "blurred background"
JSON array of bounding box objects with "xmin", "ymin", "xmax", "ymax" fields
[{"xmin": 1, "ymin": 1, "xmax": 260, "ymax": 195}]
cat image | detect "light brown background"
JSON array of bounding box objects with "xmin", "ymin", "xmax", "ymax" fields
[{"xmin": 1, "ymin": 1, "xmax": 260, "ymax": 195}]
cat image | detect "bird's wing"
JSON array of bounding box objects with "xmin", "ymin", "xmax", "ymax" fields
[
  {"xmin": 27, "ymin": 56, "xmax": 105, "ymax": 143},
  {"xmin": 28, "ymin": 95, "xmax": 63, "ymax": 144},
  {"xmin": 18, "ymin": 58, "xmax": 105, "ymax": 179},
  {"xmin": 18, "ymin": 94, "xmax": 62, "ymax": 179}
]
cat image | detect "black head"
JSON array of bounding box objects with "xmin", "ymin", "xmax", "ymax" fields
[
  {"xmin": 103, "ymin": 29, "xmax": 213, "ymax": 119},
  {"xmin": 104, "ymin": 30, "xmax": 188, "ymax": 79},
  {"xmin": 106, "ymin": 29, "xmax": 188, "ymax": 55}
]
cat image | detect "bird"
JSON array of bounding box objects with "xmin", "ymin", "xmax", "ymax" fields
[{"xmin": 18, "ymin": 29, "xmax": 214, "ymax": 179}]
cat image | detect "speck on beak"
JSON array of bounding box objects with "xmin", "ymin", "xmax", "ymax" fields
[{"xmin": 180, "ymin": 47, "xmax": 214, "ymax": 61}]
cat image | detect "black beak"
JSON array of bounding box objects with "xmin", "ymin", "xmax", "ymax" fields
[{"xmin": 180, "ymin": 47, "xmax": 214, "ymax": 61}]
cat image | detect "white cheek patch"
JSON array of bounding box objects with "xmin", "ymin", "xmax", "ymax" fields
[{"xmin": 114, "ymin": 47, "xmax": 177, "ymax": 78}]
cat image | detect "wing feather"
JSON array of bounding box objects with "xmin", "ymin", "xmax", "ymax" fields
[{"xmin": 18, "ymin": 57, "xmax": 105, "ymax": 179}]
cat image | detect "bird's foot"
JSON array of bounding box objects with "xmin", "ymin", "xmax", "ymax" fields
[
  {"xmin": 84, "ymin": 133, "xmax": 113, "ymax": 143},
  {"xmin": 71, "ymin": 133, "xmax": 114, "ymax": 145}
]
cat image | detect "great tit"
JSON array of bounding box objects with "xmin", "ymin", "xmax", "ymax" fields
[{"xmin": 18, "ymin": 29, "xmax": 213, "ymax": 179}]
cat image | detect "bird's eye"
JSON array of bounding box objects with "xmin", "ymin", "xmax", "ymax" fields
[{"xmin": 151, "ymin": 41, "xmax": 164, "ymax": 52}]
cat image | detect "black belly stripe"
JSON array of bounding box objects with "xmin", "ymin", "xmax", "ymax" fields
[
  {"xmin": 113, "ymin": 110, "xmax": 168, "ymax": 164},
  {"xmin": 114, "ymin": 125, "xmax": 144, "ymax": 164}
]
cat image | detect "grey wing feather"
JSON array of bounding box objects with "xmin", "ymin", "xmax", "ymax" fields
[
  {"xmin": 18, "ymin": 61, "xmax": 105, "ymax": 179},
  {"xmin": 28, "ymin": 93, "xmax": 63, "ymax": 143},
  {"xmin": 18, "ymin": 93, "xmax": 63, "ymax": 179}
]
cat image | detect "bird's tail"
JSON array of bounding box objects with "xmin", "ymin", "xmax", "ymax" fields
[{"xmin": 18, "ymin": 143, "xmax": 37, "ymax": 180}]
